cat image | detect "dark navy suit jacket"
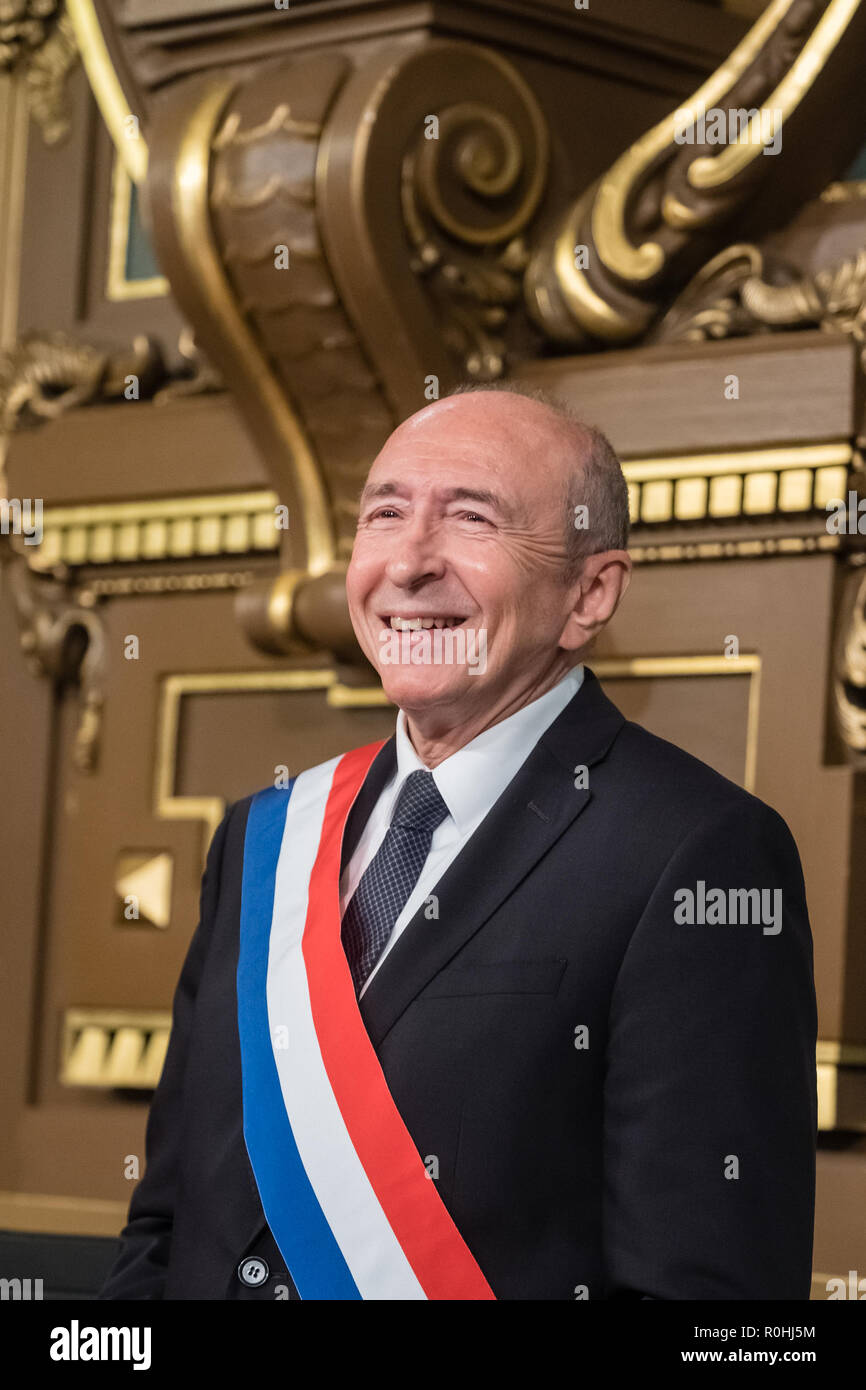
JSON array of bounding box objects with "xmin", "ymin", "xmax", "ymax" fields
[{"xmin": 99, "ymin": 667, "xmax": 817, "ymax": 1300}]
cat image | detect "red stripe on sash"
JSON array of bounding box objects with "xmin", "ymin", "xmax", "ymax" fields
[{"xmin": 302, "ymin": 742, "xmax": 496, "ymax": 1300}]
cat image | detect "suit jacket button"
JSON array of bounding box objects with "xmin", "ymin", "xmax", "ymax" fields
[{"xmin": 238, "ymin": 1257, "xmax": 269, "ymax": 1287}]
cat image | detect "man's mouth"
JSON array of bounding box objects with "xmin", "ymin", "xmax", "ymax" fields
[{"xmin": 380, "ymin": 615, "xmax": 469, "ymax": 631}]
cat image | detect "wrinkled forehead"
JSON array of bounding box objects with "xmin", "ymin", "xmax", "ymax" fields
[{"xmin": 365, "ymin": 401, "xmax": 575, "ymax": 501}]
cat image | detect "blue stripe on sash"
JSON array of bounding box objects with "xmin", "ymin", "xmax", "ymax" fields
[{"xmin": 237, "ymin": 783, "xmax": 361, "ymax": 1300}]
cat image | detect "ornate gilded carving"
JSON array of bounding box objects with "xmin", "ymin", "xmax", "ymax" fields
[
  {"xmin": 652, "ymin": 242, "xmax": 866, "ymax": 371},
  {"xmin": 0, "ymin": 333, "xmax": 164, "ymax": 771},
  {"xmin": 0, "ymin": 1, "xmax": 78, "ymax": 145},
  {"xmin": 0, "ymin": 0, "xmax": 62, "ymax": 69},
  {"xmin": 400, "ymin": 77, "xmax": 548, "ymax": 380},
  {"xmin": 0, "ymin": 329, "xmax": 218, "ymax": 427},
  {"xmin": 317, "ymin": 41, "xmax": 549, "ymax": 415},
  {"xmin": 525, "ymin": 0, "xmax": 866, "ymax": 348},
  {"xmin": 834, "ymin": 563, "xmax": 866, "ymax": 753},
  {"xmin": 0, "ymin": 331, "xmax": 164, "ymax": 429},
  {"xmin": 648, "ymin": 242, "xmax": 766, "ymax": 342},
  {"xmin": 4, "ymin": 559, "xmax": 106, "ymax": 770}
]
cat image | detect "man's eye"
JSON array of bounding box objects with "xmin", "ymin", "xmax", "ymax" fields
[
  {"xmin": 369, "ymin": 508, "xmax": 399, "ymax": 520},
  {"xmin": 459, "ymin": 512, "xmax": 490, "ymax": 524}
]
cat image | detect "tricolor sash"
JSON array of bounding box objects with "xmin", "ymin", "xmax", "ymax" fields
[{"xmin": 237, "ymin": 742, "xmax": 496, "ymax": 1300}]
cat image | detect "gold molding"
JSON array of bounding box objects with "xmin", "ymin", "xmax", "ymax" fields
[
  {"xmin": 821, "ymin": 179, "xmax": 866, "ymax": 202},
  {"xmin": 29, "ymin": 490, "xmax": 281, "ymax": 568},
  {"xmin": 0, "ymin": 73, "xmax": 29, "ymax": 352},
  {"xmin": 65, "ymin": 0, "xmax": 147, "ymax": 185},
  {"xmin": 0, "ymin": 1189, "xmax": 128, "ymax": 1236},
  {"xmin": 623, "ymin": 442, "xmax": 851, "ymax": 484},
  {"xmin": 593, "ymin": 654, "xmax": 761, "ymax": 792},
  {"xmin": 622, "ymin": 443, "xmax": 852, "ymax": 527},
  {"xmin": 79, "ymin": 569, "xmax": 258, "ymax": 597},
  {"xmin": 816, "ymin": 1039, "xmax": 866, "ymax": 1131},
  {"xmin": 266, "ymin": 568, "xmax": 308, "ymax": 642},
  {"xmin": 552, "ymin": 201, "xmax": 639, "ymax": 340},
  {"xmin": 297, "ymin": 654, "xmax": 763, "ymax": 789},
  {"xmin": 818, "ymin": 1040, "xmax": 866, "ymax": 1066},
  {"xmin": 630, "ymin": 534, "xmax": 841, "ymax": 563},
  {"xmin": 170, "ymin": 77, "xmax": 335, "ymax": 578},
  {"xmin": 107, "ymin": 155, "xmax": 168, "ymax": 301},
  {"xmin": 154, "ymin": 667, "xmax": 336, "ymax": 851},
  {"xmin": 61, "ymin": 1008, "xmax": 171, "ymax": 1089},
  {"xmin": 327, "ymin": 681, "xmax": 393, "ymax": 708}
]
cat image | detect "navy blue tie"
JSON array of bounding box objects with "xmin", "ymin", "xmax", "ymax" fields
[{"xmin": 341, "ymin": 770, "xmax": 450, "ymax": 995}]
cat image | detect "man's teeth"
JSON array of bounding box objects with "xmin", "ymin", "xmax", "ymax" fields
[{"xmin": 389, "ymin": 616, "xmax": 463, "ymax": 630}]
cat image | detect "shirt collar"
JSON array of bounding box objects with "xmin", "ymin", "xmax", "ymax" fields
[{"xmin": 392, "ymin": 664, "xmax": 585, "ymax": 836}]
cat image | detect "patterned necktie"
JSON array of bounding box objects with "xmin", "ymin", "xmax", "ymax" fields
[{"xmin": 341, "ymin": 769, "xmax": 450, "ymax": 995}]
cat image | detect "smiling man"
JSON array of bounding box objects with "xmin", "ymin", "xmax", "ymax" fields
[{"xmin": 100, "ymin": 384, "xmax": 817, "ymax": 1302}]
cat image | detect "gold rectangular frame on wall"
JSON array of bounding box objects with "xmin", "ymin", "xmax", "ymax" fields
[
  {"xmin": 174, "ymin": 653, "xmax": 756, "ymax": 789},
  {"xmin": 107, "ymin": 155, "xmax": 169, "ymax": 302},
  {"xmin": 593, "ymin": 654, "xmax": 762, "ymax": 792},
  {"xmin": 154, "ymin": 668, "xmax": 338, "ymax": 854}
]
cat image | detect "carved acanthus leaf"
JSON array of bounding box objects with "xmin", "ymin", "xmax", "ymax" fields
[{"xmin": 652, "ymin": 241, "xmax": 866, "ymax": 371}]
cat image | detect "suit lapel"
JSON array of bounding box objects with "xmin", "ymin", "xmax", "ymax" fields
[{"xmin": 358, "ymin": 668, "xmax": 625, "ymax": 1049}]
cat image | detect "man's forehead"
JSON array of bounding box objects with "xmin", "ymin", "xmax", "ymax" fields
[
  {"xmin": 361, "ymin": 401, "xmax": 576, "ymax": 511},
  {"xmin": 369, "ymin": 420, "xmax": 555, "ymax": 484},
  {"xmin": 360, "ymin": 477, "xmax": 511, "ymax": 510},
  {"xmin": 364, "ymin": 429, "xmax": 512, "ymax": 491}
]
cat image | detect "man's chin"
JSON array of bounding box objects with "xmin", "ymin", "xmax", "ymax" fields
[{"xmin": 377, "ymin": 666, "xmax": 476, "ymax": 712}]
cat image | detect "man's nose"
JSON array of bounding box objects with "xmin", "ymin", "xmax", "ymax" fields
[{"xmin": 384, "ymin": 518, "xmax": 446, "ymax": 587}]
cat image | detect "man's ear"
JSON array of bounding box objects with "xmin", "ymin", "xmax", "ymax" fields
[{"xmin": 558, "ymin": 550, "xmax": 632, "ymax": 651}]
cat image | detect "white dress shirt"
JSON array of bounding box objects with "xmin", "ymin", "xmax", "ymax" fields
[{"xmin": 340, "ymin": 664, "xmax": 585, "ymax": 998}]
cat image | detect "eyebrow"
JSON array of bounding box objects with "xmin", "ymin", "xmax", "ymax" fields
[{"xmin": 359, "ymin": 481, "xmax": 515, "ymax": 519}]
